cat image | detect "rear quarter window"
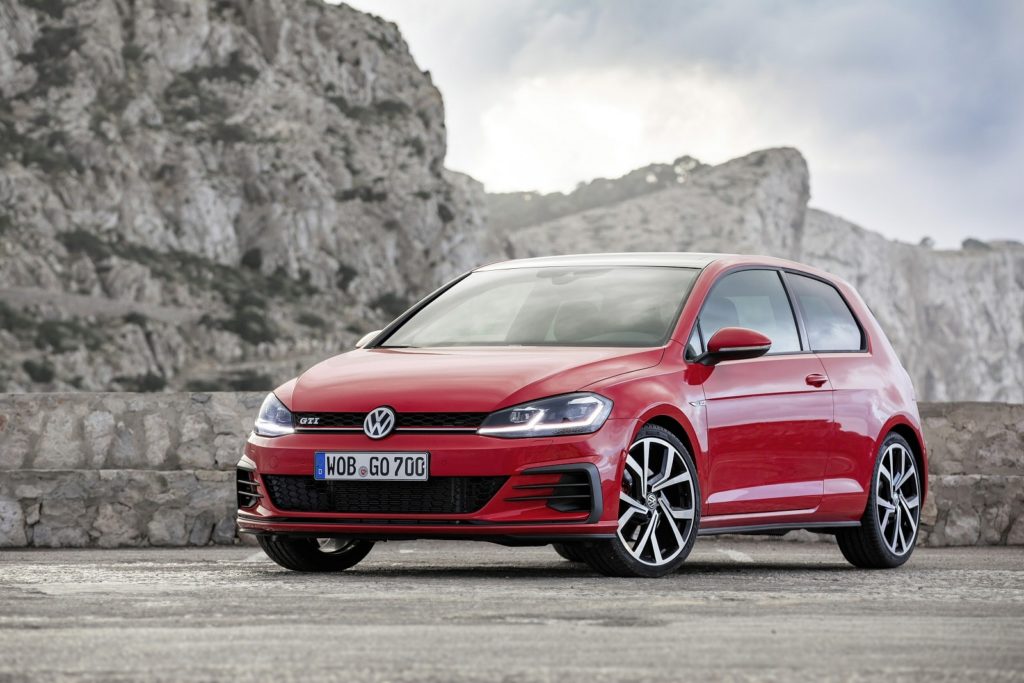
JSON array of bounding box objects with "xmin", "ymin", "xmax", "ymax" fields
[{"xmin": 787, "ymin": 273, "xmax": 865, "ymax": 352}]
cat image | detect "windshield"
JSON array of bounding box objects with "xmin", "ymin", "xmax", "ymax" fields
[{"xmin": 380, "ymin": 266, "xmax": 699, "ymax": 348}]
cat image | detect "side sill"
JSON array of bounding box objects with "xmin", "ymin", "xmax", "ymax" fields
[{"xmin": 698, "ymin": 521, "xmax": 861, "ymax": 536}]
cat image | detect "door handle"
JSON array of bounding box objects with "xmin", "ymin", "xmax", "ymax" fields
[{"xmin": 805, "ymin": 373, "xmax": 828, "ymax": 388}]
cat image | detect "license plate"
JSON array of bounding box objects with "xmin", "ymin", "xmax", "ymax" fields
[{"xmin": 314, "ymin": 452, "xmax": 429, "ymax": 481}]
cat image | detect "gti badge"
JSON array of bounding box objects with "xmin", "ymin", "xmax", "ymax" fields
[
  {"xmin": 298, "ymin": 416, "xmax": 320, "ymax": 425},
  {"xmin": 363, "ymin": 406, "xmax": 396, "ymax": 439}
]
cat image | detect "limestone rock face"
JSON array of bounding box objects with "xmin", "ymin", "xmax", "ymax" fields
[
  {"xmin": 0, "ymin": 0, "xmax": 489, "ymax": 392},
  {"xmin": 0, "ymin": 0, "xmax": 1020, "ymax": 404},
  {"xmin": 502, "ymin": 148, "xmax": 1024, "ymax": 403}
]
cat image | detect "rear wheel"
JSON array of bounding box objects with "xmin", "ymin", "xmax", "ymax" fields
[
  {"xmin": 552, "ymin": 543, "xmax": 588, "ymax": 563},
  {"xmin": 258, "ymin": 535, "xmax": 374, "ymax": 572},
  {"xmin": 580, "ymin": 424, "xmax": 700, "ymax": 578},
  {"xmin": 837, "ymin": 433, "xmax": 921, "ymax": 569}
]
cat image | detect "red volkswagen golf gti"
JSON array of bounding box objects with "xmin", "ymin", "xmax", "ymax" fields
[{"xmin": 237, "ymin": 253, "xmax": 927, "ymax": 577}]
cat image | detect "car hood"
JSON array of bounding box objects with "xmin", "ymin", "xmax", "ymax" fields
[{"xmin": 285, "ymin": 346, "xmax": 664, "ymax": 413}]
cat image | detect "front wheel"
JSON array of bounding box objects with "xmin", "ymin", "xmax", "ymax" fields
[
  {"xmin": 579, "ymin": 424, "xmax": 700, "ymax": 578},
  {"xmin": 258, "ymin": 535, "xmax": 374, "ymax": 572},
  {"xmin": 837, "ymin": 433, "xmax": 921, "ymax": 569},
  {"xmin": 552, "ymin": 543, "xmax": 588, "ymax": 563}
]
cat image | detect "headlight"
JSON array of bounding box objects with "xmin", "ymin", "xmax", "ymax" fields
[
  {"xmin": 254, "ymin": 393, "xmax": 294, "ymax": 437},
  {"xmin": 477, "ymin": 393, "xmax": 613, "ymax": 438}
]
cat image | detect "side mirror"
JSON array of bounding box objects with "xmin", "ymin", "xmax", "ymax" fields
[
  {"xmin": 698, "ymin": 327, "xmax": 772, "ymax": 365},
  {"xmin": 355, "ymin": 330, "xmax": 382, "ymax": 349}
]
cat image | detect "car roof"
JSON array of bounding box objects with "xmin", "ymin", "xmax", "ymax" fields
[
  {"xmin": 476, "ymin": 252, "xmax": 727, "ymax": 271},
  {"xmin": 475, "ymin": 252, "xmax": 833, "ymax": 272}
]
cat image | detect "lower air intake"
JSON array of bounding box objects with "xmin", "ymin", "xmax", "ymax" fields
[{"xmin": 262, "ymin": 475, "xmax": 507, "ymax": 514}]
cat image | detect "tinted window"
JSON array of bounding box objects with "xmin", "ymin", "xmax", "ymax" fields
[
  {"xmin": 382, "ymin": 266, "xmax": 699, "ymax": 348},
  {"xmin": 787, "ymin": 273, "xmax": 864, "ymax": 351},
  {"xmin": 699, "ymin": 270, "xmax": 801, "ymax": 353}
]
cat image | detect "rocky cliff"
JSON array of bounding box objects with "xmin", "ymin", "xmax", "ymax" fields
[
  {"xmin": 0, "ymin": 1, "xmax": 1020, "ymax": 403},
  {"xmin": 502, "ymin": 149, "xmax": 1024, "ymax": 403},
  {"xmin": 0, "ymin": 0, "xmax": 493, "ymax": 392}
]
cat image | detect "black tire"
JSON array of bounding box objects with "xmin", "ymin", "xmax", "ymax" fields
[
  {"xmin": 258, "ymin": 535, "xmax": 374, "ymax": 572},
  {"xmin": 837, "ymin": 432, "xmax": 921, "ymax": 569},
  {"xmin": 552, "ymin": 542, "xmax": 588, "ymax": 563},
  {"xmin": 579, "ymin": 424, "xmax": 701, "ymax": 578}
]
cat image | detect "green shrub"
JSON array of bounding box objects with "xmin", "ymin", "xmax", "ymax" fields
[
  {"xmin": 123, "ymin": 312, "xmax": 148, "ymax": 327},
  {"xmin": 437, "ymin": 203, "xmax": 455, "ymax": 224},
  {"xmin": 121, "ymin": 43, "xmax": 144, "ymax": 62},
  {"xmin": 24, "ymin": 0, "xmax": 66, "ymax": 19},
  {"xmin": 226, "ymin": 371, "xmax": 273, "ymax": 391},
  {"xmin": 216, "ymin": 310, "xmax": 277, "ymax": 345},
  {"xmin": 16, "ymin": 26, "xmax": 82, "ymax": 94},
  {"xmin": 375, "ymin": 99, "xmax": 410, "ymax": 117},
  {"xmin": 404, "ymin": 136, "xmax": 426, "ymax": 158},
  {"xmin": 34, "ymin": 318, "xmax": 105, "ymax": 352},
  {"xmin": 371, "ymin": 292, "xmax": 409, "ymax": 318},
  {"xmin": 241, "ymin": 248, "xmax": 263, "ymax": 270},
  {"xmin": 327, "ymin": 96, "xmax": 371, "ymax": 121},
  {"xmin": 0, "ymin": 301, "xmax": 32, "ymax": 333},
  {"xmin": 185, "ymin": 378, "xmax": 221, "ymax": 392},
  {"xmin": 116, "ymin": 373, "xmax": 166, "ymax": 392},
  {"xmin": 22, "ymin": 359, "xmax": 55, "ymax": 383},
  {"xmin": 58, "ymin": 230, "xmax": 113, "ymax": 261},
  {"xmin": 211, "ymin": 121, "xmax": 251, "ymax": 144},
  {"xmin": 336, "ymin": 263, "xmax": 358, "ymax": 290},
  {"xmin": 297, "ymin": 312, "xmax": 327, "ymax": 328}
]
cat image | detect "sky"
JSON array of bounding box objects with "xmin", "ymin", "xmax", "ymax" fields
[{"xmin": 342, "ymin": 0, "xmax": 1023, "ymax": 247}]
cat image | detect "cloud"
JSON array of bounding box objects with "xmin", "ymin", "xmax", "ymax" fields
[{"xmin": 343, "ymin": 0, "xmax": 1024, "ymax": 247}]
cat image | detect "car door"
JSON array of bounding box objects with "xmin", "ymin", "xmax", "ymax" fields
[{"xmin": 695, "ymin": 269, "xmax": 833, "ymax": 516}]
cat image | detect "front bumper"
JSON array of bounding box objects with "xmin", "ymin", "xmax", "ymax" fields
[{"xmin": 236, "ymin": 418, "xmax": 635, "ymax": 542}]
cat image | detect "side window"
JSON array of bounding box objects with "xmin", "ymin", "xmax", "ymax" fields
[
  {"xmin": 787, "ymin": 273, "xmax": 865, "ymax": 351},
  {"xmin": 699, "ymin": 270, "xmax": 801, "ymax": 354}
]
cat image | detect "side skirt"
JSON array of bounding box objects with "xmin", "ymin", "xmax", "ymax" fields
[{"xmin": 698, "ymin": 521, "xmax": 861, "ymax": 536}]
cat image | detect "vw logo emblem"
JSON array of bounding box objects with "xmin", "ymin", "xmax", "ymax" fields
[{"xmin": 363, "ymin": 406, "xmax": 396, "ymax": 439}]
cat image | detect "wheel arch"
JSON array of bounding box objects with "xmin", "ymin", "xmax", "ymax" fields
[
  {"xmin": 643, "ymin": 415, "xmax": 696, "ymax": 461},
  {"xmin": 629, "ymin": 405, "xmax": 707, "ymax": 505},
  {"xmin": 878, "ymin": 416, "xmax": 929, "ymax": 502}
]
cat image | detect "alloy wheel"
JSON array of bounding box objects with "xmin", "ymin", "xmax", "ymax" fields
[
  {"xmin": 316, "ymin": 538, "xmax": 356, "ymax": 554},
  {"xmin": 617, "ymin": 437, "xmax": 697, "ymax": 567},
  {"xmin": 875, "ymin": 442, "xmax": 920, "ymax": 555}
]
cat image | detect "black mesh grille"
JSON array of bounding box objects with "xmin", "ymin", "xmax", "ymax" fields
[
  {"xmin": 293, "ymin": 412, "xmax": 487, "ymax": 429},
  {"xmin": 263, "ymin": 475, "xmax": 507, "ymax": 514},
  {"xmin": 398, "ymin": 413, "xmax": 487, "ymax": 428}
]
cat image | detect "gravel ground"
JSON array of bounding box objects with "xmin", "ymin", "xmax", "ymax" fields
[{"xmin": 0, "ymin": 539, "xmax": 1021, "ymax": 682}]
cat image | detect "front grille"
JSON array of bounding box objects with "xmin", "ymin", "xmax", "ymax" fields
[
  {"xmin": 293, "ymin": 412, "xmax": 487, "ymax": 430},
  {"xmin": 398, "ymin": 413, "xmax": 487, "ymax": 428},
  {"xmin": 263, "ymin": 475, "xmax": 507, "ymax": 514}
]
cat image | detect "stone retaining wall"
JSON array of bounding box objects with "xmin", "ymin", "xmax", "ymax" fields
[
  {"xmin": 0, "ymin": 393, "xmax": 263, "ymax": 547},
  {"xmin": 0, "ymin": 394, "xmax": 1021, "ymax": 547}
]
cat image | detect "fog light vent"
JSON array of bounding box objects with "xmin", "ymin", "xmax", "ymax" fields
[{"xmin": 237, "ymin": 468, "xmax": 261, "ymax": 509}]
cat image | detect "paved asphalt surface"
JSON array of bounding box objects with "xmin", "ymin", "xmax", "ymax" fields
[{"xmin": 0, "ymin": 540, "xmax": 1021, "ymax": 682}]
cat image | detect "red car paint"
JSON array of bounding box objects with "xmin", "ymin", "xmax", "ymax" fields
[{"xmin": 237, "ymin": 253, "xmax": 927, "ymax": 543}]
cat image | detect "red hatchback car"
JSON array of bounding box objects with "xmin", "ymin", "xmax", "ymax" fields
[{"xmin": 237, "ymin": 253, "xmax": 927, "ymax": 577}]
